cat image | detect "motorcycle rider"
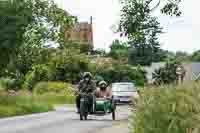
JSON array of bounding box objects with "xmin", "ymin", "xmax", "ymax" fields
[
  {"xmin": 95, "ymin": 81, "xmax": 112, "ymax": 99},
  {"xmin": 76, "ymin": 72, "xmax": 96, "ymax": 113}
]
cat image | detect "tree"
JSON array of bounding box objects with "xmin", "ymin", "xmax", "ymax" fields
[
  {"xmin": 49, "ymin": 48, "xmax": 91, "ymax": 84},
  {"xmin": 96, "ymin": 63, "xmax": 146, "ymax": 86},
  {"xmin": 119, "ymin": 0, "xmax": 163, "ymax": 66},
  {"xmin": 1, "ymin": 0, "xmax": 77, "ymax": 77},
  {"xmin": 0, "ymin": 0, "xmax": 32, "ymax": 70},
  {"xmin": 109, "ymin": 39, "xmax": 129, "ymax": 60},
  {"xmin": 152, "ymin": 61, "xmax": 182, "ymax": 85},
  {"xmin": 160, "ymin": 0, "xmax": 182, "ymax": 16},
  {"xmin": 174, "ymin": 51, "xmax": 190, "ymax": 62},
  {"xmin": 191, "ymin": 50, "xmax": 200, "ymax": 62},
  {"xmin": 120, "ymin": 0, "xmax": 182, "ymax": 17}
]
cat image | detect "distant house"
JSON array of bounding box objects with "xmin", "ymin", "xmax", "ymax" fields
[
  {"xmin": 144, "ymin": 62, "xmax": 200, "ymax": 84},
  {"xmin": 183, "ymin": 62, "xmax": 200, "ymax": 81}
]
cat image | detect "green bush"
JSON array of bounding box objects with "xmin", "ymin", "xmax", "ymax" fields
[
  {"xmin": 0, "ymin": 77, "xmax": 16, "ymax": 91},
  {"xmin": 48, "ymin": 48, "xmax": 90, "ymax": 83},
  {"xmin": 33, "ymin": 82, "xmax": 74, "ymax": 95},
  {"xmin": 130, "ymin": 82, "xmax": 200, "ymax": 133},
  {"xmin": 96, "ymin": 64, "xmax": 146, "ymax": 86},
  {"xmin": 24, "ymin": 64, "xmax": 51, "ymax": 90}
]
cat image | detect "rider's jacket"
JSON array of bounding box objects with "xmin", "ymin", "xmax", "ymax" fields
[{"xmin": 78, "ymin": 80, "xmax": 96, "ymax": 93}]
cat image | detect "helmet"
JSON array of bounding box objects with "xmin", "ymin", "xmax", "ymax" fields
[
  {"xmin": 83, "ymin": 72, "xmax": 92, "ymax": 79},
  {"xmin": 99, "ymin": 81, "xmax": 107, "ymax": 87}
]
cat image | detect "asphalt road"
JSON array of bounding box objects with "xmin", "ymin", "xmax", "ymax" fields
[{"xmin": 0, "ymin": 105, "xmax": 131, "ymax": 133}]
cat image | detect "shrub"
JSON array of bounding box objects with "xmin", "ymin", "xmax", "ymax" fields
[
  {"xmin": 96, "ymin": 64, "xmax": 146, "ymax": 86},
  {"xmin": 152, "ymin": 61, "xmax": 184, "ymax": 85},
  {"xmin": 0, "ymin": 77, "xmax": 16, "ymax": 91},
  {"xmin": 130, "ymin": 82, "xmax": 200, "ymax": 133},
  {"xmin": 24, "ymin": 64, "xmax": 51, "ymax": 90},
  {"xmin": 48, "ymin": 48, "xmax": 91, "ymax": 83},
  {"xmin": 33, "ymin": 82, "xmax": 74, "ymax": 95}
]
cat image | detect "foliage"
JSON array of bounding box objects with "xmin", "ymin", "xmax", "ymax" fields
[
  {"xmin": 152, "ymin": 61, "xmax": 182, "ymax": 85},
  {"xmin": 119, "ymin": 0, "xmax": 163, "ymax": 66},
  {"xmin": 22, "ymin": 0, "xmax": 77, "ymax": 46},
  {"xmin": 64, "ymin": 41, "xmax": 92, "ymax": 54},
  {"xmin": 0, "ymin": 0, "xmax": 32, "ymax": 69},
  {"xmin": 174, "ymin": 51, "xmax": 190, "ymax": 62},
  {"xmin": 0, "ymin": 0, "xmax": 77, "ymax": 78},
  {"xmin": 130, "ymin": 82, "xmax": 200, "ymax": 133},
  {"xmin": 0, "ymin": 88, "xmax": 75, "ymax": 118},
  {"xmin": 24, "ymin": 64, "xmax": 51, "ymax": 90},
  {"xmin": 109, "ymin": 39, "xmax": 128, "ymax": 60},
  {"xmin": 91, "ymin": 48, "xmax": 106, "ymax": 56},
  {"xmin": 49, "ymin": 48, "xmax": 90, "ymax": 83},
  {"xmin": 14, "ymin": 46, "xmax": 50, "ymax": 76},
  {"xmin": 0, "ymin": 77, "xmax": 17, "ymax": 91},
  {"xmin": 96, "ymin": 64, "xmax": 146, "ymax": 86},
  {"xmin": 33, "ymin": 82, "xmax": 74, "ymax": 95},
  {"xmin": 191, "ymin": 50, "xmax": 200, "ymax": 62},
  {"xmin": 128, "ymin": 47, "xmax": 152, "ymax": 66},
  {"xmin": 161, "ymin": 0, "xmax": 182, "ymax": 16}
]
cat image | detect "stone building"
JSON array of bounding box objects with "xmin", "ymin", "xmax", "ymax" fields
[{"xmin": 65, "ymin": 16, "xmax": 93, "ymax": 49}]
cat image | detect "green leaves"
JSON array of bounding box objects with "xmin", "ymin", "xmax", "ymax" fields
[
  {"xmin": 0, "ymin": 0, "xmax": 32, "ymax": 69},
  {"xmin": 161, "ymin": 0, "xmax": 182, "ymax": 17},
  {"xmin": 152, "ymin": 61, "xmax": 181, "ymax": 85},
  {"xmin": 119, "ymin": 0, "xmax": 163, "ymax": 66},
  {"xmin": 131, "ymin": 83, "xmax": 200, "ymax": 133},
  {"xmin": 109, "ymin": 39, "xmax": 129, "ymax": 60}
]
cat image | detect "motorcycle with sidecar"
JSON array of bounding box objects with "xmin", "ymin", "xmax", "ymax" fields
[{"xmin": 79, "ymin": 92, "xmax": 116, "ymax": 120}]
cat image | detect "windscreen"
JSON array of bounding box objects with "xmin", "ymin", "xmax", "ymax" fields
[{"xmin": 112, "ymin": 83, "xmax": 135, "ymax": 92}]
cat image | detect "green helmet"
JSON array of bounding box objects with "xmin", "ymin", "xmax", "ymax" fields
[
  {"xmin": 83, "ymin": 72, "xmax": 92, "ymax": 79},
  {"xmin": 99, "ymin": 80, "xmax": 107, "ymax": 87}
]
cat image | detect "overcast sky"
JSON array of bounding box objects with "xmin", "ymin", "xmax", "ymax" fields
[{"xmin": 54, "ymin": 0, "xmax": 199, "ymax": 53}]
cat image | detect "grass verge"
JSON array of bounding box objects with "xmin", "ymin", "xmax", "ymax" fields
[
  {"xmin": 130, "ymin": 82, "xmax": 200, "ymax": 133},
  {"xmin": 0, "ymin": 91, "xmax": 75, "ymax": 118}
]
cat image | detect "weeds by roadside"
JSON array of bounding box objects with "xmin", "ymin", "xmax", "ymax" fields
[
  {"xmin": 130, "ymin": 82, "xmax": 200, "ymax": 133},
  {"xmin": 0, "ymin": 90, "xmax": 75, "ymax": 118}
]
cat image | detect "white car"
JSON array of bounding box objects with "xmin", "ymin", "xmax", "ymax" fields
[{"xmin": 111, "ymin": 82, "xmax": 139, "ymax": 103}]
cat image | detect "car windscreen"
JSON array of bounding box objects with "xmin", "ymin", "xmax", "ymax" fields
[{"xmin": 112, "ymin": 84, "xmax": 135, "ymax": 92}]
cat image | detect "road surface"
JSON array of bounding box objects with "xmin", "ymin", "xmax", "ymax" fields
[{"xmin": 0, "ymin": 105, "xmax": 130, "ymax": 133}]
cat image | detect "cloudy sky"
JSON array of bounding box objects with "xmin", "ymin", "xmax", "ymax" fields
[{"xmin": 54, "ymin": 0, "xmax": 199, "ymax": 53}]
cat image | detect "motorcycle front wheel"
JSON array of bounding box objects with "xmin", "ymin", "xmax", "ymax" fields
[{"xmin": 80, "ymin": 100, "xmax": 88, "ymax": 120}]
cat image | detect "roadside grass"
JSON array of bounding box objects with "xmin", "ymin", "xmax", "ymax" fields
[
  {"xmin": 0, "ymin": 90, "xmax": 75, "ymax": 118},
  {"xmin": 130, "ymin": 81, "xmax": 200, "ymax": 133}
]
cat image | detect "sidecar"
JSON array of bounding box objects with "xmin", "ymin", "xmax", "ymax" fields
[{"xmin": 94, "ymin": 97, "xmax": 116, "ymax": 120}]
